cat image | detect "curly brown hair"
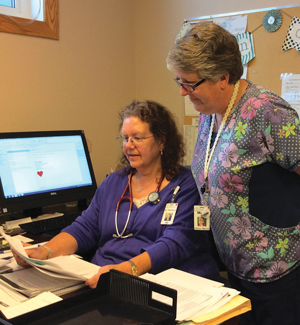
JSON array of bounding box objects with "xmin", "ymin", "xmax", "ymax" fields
[{"xmin": 118, "ymin": 100, "xmax": 185, "ymax": 180}]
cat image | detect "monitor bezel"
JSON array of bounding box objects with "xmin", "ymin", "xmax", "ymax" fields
[{"xmin": 0, "ymin": 130, "xmax": 97, "ymax": 216}]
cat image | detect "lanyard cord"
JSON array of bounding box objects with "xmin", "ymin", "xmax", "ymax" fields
[{"xmin": 202, "ymin": 81, "xmax": 240, "ymax": 193}]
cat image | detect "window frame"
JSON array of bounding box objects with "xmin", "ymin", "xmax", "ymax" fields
[{"xmin": 0, "ymin": 0, "xmax": 58, "ymax": 40}]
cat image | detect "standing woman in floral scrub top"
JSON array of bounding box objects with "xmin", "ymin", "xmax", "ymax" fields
[{"xmin": 167, "ymin": 21, "xmax": 300, "ymax": 325}]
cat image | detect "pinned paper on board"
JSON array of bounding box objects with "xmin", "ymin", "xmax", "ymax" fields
[
  {"xmin": 213, "ymin": 15, "xmax": 247, "ymax": 36},
  {"xmin": 281, "ymin": 73, "xmax": 300, "ymax": 117},
  {"xmin": 236, "ymin": 32, "xmax": 255, "ymax": 65},
  {"xmin": 175, "ymin": 22, "xmax": 192, "ymax": 42},
  {"xmin": 282, "ymin": 16, "xmax": 300, "ymax": 52},
  {"xmin": 183, "ymin": 117, "xmax": 198, "ymax": 166}
]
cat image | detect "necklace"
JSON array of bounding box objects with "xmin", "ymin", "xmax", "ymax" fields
[
  {"xmin": 201, "ymin": 80, "xmax": 240, "ymax": 203},
  {"xmin": 135, "ymin": 177, "xmax": 157, "ymax": 193}
]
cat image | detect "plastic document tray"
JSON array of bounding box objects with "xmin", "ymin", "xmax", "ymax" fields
[{"xmin": 1, "ymin": 270, "xmax": 177, "ymax": 325}]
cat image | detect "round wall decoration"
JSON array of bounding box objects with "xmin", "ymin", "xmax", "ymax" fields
[{"xmin": 263, "ymin": 9, "xmax": 282, "ymax": 32}]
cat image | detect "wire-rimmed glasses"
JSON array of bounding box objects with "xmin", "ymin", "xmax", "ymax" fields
[{"xmin": 116, "ymin": 135, "xmax": 154, "ymax": 146}]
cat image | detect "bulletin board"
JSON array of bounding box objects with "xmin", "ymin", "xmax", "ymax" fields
[{"xmin": 184, "ymin": 5, "xmax": 300, "ymax": 125}]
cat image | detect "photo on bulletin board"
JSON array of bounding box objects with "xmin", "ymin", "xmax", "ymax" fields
[{"xmin": 185, "ymin": 96, "xmax": 197, "ymax": 116}]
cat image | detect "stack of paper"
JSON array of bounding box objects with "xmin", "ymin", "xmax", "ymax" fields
[
  {"xmin": 0, "ymin": 227, "xmax": 100, "ymax": 318},
  {"xmin": 1, "ymin": 292, "xmax": 62, "ymax": 320},
  {"xmin": 141, "ymin": 268, "xmax": 251, "ymax": 324},
  {"xmin": 0, "ymin": 227, "xmax": 100, "ymax": 281}
]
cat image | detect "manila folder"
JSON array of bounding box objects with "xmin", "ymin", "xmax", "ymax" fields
[{"xmin": 192, "ymin": 295, "xmax": 251, "ymax": 325}]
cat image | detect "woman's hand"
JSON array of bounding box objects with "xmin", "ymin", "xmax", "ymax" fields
[
  {"xmin": 12, "ymin": 243, "xmax": 49, "ymax": 267},
  {"xmin": 85, "ymin": 262, "xmax": 132, "ymax": 288},
  {"xmin": 12, "ymin": 242, "xmax": 32, "ymax": 267}
]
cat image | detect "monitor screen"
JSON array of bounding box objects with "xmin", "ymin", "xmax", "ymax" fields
[{"xmin": 0, "ymin": 130, "xmax": 97, "ymax": 216}]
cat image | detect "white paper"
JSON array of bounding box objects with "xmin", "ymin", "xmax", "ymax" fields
[
  {"xmin": 0, "ymin": 227, "xmax": 100, "ymax": 281},
  {"xmin": 185, "ymin": 96, "xmax": 198, "ymax": 116},
  {"xmin": 2, "ymin": 291, "xmax": 62, "ymax": 319},
  {"xmin": 183, "ymin": 121, "xmax": 198, "ymax": 166},
  {"xmin": 141, "ymin": 268, "xmax": 239, "ymax": 321},
  {"xmin": 3, "ymin": 218, "xmax": 32, "ymax": 230},
  {"xmin": 0, "ymin": 286, "xmax": 28, "ymax": 310},
  {"xmin": 213, "ymin": 15, "xmax": 247, "ymax": 36},
  {"xmin": 0, "ymin": 267, "xmax": 82, "ymax": 297},
  {"xmin": 281, "ymin": 73, "xmax": 300, "ymax": 117},
  {"xmin": 0, "ymin": 258, "xmax": 11, "ymax": 267},
  {"xmin": 34, "ymin": 255, "xmax": 100, "ymax": 280},
  {"xmin": 242, "ymin": 65, "xmax": 248, "ymax": 79}
]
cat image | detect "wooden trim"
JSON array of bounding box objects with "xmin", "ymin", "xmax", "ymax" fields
[{"xmin": 0, "ymin": 0, "xmax": 59, "ymax": 40}]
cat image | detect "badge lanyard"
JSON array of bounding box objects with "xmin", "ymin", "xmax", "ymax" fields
[
  {"xmin": 201, "ymin": 81, "xmax": 240, "ymax": 205},
  {"xmin": 161, "ymin": 186, "xmax": 180, "ymax": 225},
  {"xmin": 113, "ymin": 172, "xmax": 164, "ymax": 239},
  {"xmin": 195, "ymin": 81, "xmax": 240, "ymax": 231}
]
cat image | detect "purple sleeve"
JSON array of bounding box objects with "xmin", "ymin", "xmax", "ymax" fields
[{"xmin": 143, "ymin": 169, "xmax": 204, "ymax": 274}]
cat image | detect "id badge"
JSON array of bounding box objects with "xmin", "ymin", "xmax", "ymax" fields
[
  {"xmin": 161, "ymin": 203, "xmax": 178, "ymax": 225},
  {"xmin": 194, "ymin": 205, "xmax": 210, "ymax": 230}
]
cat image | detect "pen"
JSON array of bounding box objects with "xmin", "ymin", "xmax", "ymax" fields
[
  {"xmin": 173, "ymin": 186, "xmax": 180, "ymax": 195},
  {"xmin": 0, "ymin": 250, "xmax": 11, "ymax": 254},
  {"xmin": 25, "ymin": 244, "xmax": 41, "ymax": 250}
]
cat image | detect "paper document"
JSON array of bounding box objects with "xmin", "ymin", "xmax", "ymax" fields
[
  {"xmin": 1, "ymin": 291, "xmax": 62, "ymax": 319},
  {"xmin": 0, "ymin": 227, "xmax": 100, "ymax": 281},
  {"xmin": 183, "ymin": 125, "xmax": 198, "ymax": 165},
  {"xmin": 141, "ymin": 268, "xmax": 248, "ymax": 322},
  {"xmin": 3, "ymin": 217, "xmax": 32, "ymax": 231},
  {"xmin": 213, "ymin": 15, "xmax": 247, "ymax": 36},
  {"xmin": 0, "ymin": 285, "xmax": 28, "ymax": 310},
  {"xmin": 281, "ymin": 73, "xmax": 300, "ymax": 116},
  {"xmin": 0, "ymin": 267, "xmax": 83, "ymax": 297},
  {"xmin": 192, "ymin": 295, "xmax": 251, "ymax": 325}
]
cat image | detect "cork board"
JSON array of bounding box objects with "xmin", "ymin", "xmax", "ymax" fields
[{"xmin": 184, "ymin": 5, "xmax": 300, "ymax": 125}]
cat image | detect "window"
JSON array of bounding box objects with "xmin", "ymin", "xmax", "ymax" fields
[
  {"xmin": 0, "ymin": 1, "xmax": 14, "ymax": 8},
  {"xmin": 0, "ymin": 0, "xmax": 43, "ymax": 22},
  {"xmin": 0, "ymin": 0, "xmax": 58, "ymax": 39}
]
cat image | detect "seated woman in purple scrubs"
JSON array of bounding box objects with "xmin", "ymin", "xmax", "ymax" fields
[{"xmin": 14, "ymin": 100, "xmax": 219, "ymax": 288}]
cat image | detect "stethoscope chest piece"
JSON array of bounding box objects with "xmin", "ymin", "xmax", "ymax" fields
[{"xmin": 148, "ymin": 191, "xmax": 160, "ymax": 205}]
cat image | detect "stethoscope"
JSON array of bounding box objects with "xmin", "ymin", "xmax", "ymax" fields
[{"xmin": 113, "ymin": 172, "xmax": 164, "ymax": 239}]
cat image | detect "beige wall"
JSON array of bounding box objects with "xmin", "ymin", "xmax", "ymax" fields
[
  {"xmin": 0, "ymin": 0, "xmax": 298, "ymax": 185},
  {"xmin": 135, "ymin": 0, "xmax": 300, "ymax": 131},
  {"xmin": 0, "ymin": 0, "xmax": 135, "ymax": 185}
]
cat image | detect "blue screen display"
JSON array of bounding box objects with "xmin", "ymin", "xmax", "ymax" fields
[{"xmin": 0, "ymin": 135, "xmax": 93, "ymax": 199}]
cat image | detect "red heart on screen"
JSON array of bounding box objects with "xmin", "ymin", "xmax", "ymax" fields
[{"xmin": 37, "ymin": 171, "xmax": 43, "ymax": 177}]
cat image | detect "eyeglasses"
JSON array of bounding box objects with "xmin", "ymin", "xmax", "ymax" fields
[
  {"xmin": 174, "ymin": 77, "xmax": 206, "ymax": 92},
  {"xmin": 116, "ymin": 135, "xmax": 154, "ymax": 146}
]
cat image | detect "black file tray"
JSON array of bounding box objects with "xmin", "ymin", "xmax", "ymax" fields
[{"xmin": 3, "ymin": 270, "xmax": 177, "ymax": 325}]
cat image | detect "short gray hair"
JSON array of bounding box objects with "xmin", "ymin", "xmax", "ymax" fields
[{"xmin": 166, "ymin": 21, "xmax": 243, "ymax": 84}]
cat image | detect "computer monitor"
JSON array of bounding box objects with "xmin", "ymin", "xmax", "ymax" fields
[{"xmin": 0, "ymin": 130, "xmax": 97, "ymax": 217}]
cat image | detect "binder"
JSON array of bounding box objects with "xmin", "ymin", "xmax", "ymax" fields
[{"xmin": 2, "ymin": 270, "xmax": 177, "ymax": 325}]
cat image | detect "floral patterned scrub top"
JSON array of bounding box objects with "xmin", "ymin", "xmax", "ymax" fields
[{"xmin": 191, "ymin": 81, "xmax": 300, "ymax": 283}]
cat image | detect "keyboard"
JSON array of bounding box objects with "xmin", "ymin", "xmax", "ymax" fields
[{"xmin": 20, "ymin": 213, "xmax": 79, "ymax": 235}]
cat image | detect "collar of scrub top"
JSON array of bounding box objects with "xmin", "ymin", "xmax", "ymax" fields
[{"xmin": 113, "ymin": 171, "xmax": 164, "ymax": 239}]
